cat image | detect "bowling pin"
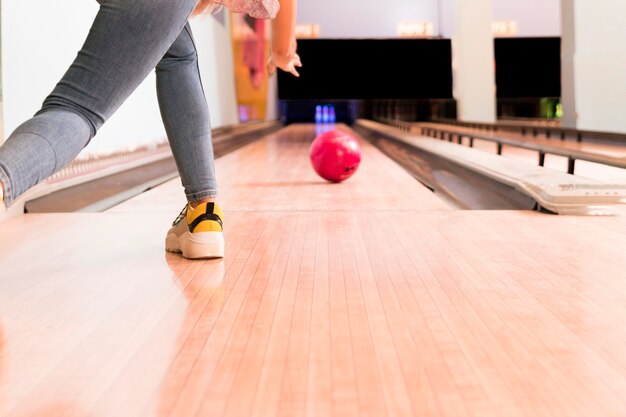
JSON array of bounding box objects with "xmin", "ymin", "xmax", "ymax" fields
[
  {"xmin": 315, "ymin": 105, "xmax": 322, "ymax": 124},
  {"xmin": 322, "ymin": 106, "xmax": 329, "ymax": 123}
]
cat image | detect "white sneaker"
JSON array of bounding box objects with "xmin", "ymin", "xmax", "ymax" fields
[{"xmin": 165, "ymin": 201, "xmax": 225, "ymax": 259}]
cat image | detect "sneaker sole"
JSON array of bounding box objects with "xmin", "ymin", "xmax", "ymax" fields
[{"xmin": 166, "ymin": 231, "xmax": 224, "ymax": 259}]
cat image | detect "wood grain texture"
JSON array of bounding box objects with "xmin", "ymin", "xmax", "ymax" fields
[
  {"xmin": 1, "ymin": 125, "xmax": 626, "ymax": 417},
  {"xmin": 108, "ymin": 125, "xmax": 450, "ymax": 214}
]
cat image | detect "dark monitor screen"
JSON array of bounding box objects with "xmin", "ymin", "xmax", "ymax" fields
[
  {"xmin": 277, "ymin": 39, "xmax": 454, "ymax": 100},
  {"xmin": 494, "ymin": 37, "xmax": 561, "ymax": 98}
]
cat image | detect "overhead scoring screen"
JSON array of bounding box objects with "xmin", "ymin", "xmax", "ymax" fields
[{"xmin": 277, "ymin": 39, "xmax": 454, "ymax": 100}]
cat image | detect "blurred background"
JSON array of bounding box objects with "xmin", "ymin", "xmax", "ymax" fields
[{"xmin": 1, "ymin": 0, "xmax": 624, "ymax": 158}]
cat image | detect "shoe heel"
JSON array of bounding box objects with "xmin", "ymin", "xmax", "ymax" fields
[{"xmin": 180, "ymin": 231, "xmax": 225, "ymax": 259}]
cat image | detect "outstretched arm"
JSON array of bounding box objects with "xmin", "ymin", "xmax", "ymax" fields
[{"xmin": 269, "ymin": 0, "xmax": 302, "ymax": 77}]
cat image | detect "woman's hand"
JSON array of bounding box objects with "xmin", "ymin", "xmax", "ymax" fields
[
  {"xmin": 268, "ymin": 51, "xmax": 302, "ymax": 77},
  {"xmin": 192, "ymin": 0, "xmax": 211, "ymax": 16},
  {"xmin": 270, "ymin": 0, "xmax": 299, "ymax": 76}
]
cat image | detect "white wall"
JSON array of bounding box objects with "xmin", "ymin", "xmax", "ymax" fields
[
  {"xmin": 1, "ymin": 1, "xmax": 238, "ymax": 154},
  {"xmin": 298, "ymin": 0, "xmax": 442, "ymax": 38},
  {"xmin": 0, "ymin": 0, "xmax": 3, "ymax": 141},
  {"xmin": 561, "ymin": 0, "xmax": 626, "ymax": 133},
  {"xmin": 298, "ymin": 0, "xmax": 561, "ymax": 39},
  {"xmin": 493, "ymin": 0, "xmax": 560, "ymax": 37},
  {"xmin": 452, "ymin": 0, "xmax": 496, "ymax": 122},
  {"xmin": 191, "ymin": 12, "xmax": 239, "ymax": 130},
  {"xmin": 442, "ymin": 0, "xmax": 561, "ymax": 38},
  {"xmin": 0, "ymin": 0, "xmax": 4, "ymax": 144}
]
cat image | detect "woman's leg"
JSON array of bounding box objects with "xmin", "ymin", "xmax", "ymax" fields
[
  {"xmin": 158, "ymin": 24, "xmax": 225, "ymax": 259},
  {"xmin": 0, "ymin": 0, "xmax": 197, "ymax": 208},
  {"xmin": 156, "ymin": 23, "xmax": 218, "ymax": 206}
]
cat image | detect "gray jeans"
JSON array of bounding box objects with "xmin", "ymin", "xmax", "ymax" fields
[{"xmin": 0, "ymin": 0, "xmax": 218, "ymax": 208}]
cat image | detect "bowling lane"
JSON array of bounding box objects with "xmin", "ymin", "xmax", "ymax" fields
[
  {"xmin": 3, "ymin": 124, "xmax": 626, "ymax": 417},
  {"xmin": 107, "ymin": 124, "xmax": 450, "ymax": 214}
]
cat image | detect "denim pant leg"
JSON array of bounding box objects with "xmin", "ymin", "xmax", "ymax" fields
[
  {"xmin": 156, "ymin": 24, "xmax": 219, "ymax": 202},
  {"xmin": 0, "ymin": 0, "xmax": 198, "ymax": 208}
]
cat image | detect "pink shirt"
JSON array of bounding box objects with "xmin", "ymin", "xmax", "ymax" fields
[{"xmin": 196, "ymin": 0, "xmax": 280, "ymax": 19}]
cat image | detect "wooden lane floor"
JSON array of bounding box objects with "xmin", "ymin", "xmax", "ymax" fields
[
  {"xmin": 1, "ymin": 125, "xmax": 626, "ymax": 417},
  {"xmin": 108, "ymin": 124, "xmax": 450, "ymax": 214}
]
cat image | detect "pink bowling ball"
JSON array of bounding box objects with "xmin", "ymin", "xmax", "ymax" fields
[{"xmin": 309, "ymin": 130, "xmax": 362, "ymax": 183}]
